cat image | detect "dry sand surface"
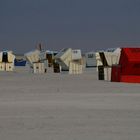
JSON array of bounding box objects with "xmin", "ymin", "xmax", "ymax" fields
[{"xmin": 0, "ymin": 67, "xmax": 140, "ymax": 140}]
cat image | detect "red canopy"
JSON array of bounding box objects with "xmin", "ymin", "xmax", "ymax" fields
[{"xmin": 119, "ymin": 48, "xmax": 140, "ymax": 75}]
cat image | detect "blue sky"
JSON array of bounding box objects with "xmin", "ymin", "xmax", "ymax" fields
[{"xmin": 0, "ymin": 0, "xmax": 140, "ymax": 53}]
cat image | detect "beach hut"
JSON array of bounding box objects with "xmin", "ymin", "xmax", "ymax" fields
[
  {"xmin": 0, "ymin": 51, "xmax": 15, "ymax": 71},
  {"xmin": 55, "ymin": 48, "xmax": 72, "ymax": 71},
  {"xmin": 96, "ymin": 48, "xmax": 121, "ymax": 81},
  {"xmin": 85, "ymin": 52, "xmax": 97, "ymax": 67},
  {"xmin": 24, "ymin": 50, "xmax": 47, "ymax": 74},
  {"xmin": 111, "ymin": 48, "xmax": 140, "ymax": 83},
  {"xmin": 54, "ymin": 48, "xmax": 83, "ymax": 74},
  {"xmin": 69, "ymin": 60, "xmax": 83, "ymax": 74},
  {"xmin": 39, "ymin": 50, "xmax": 58, "ymax": 67}
]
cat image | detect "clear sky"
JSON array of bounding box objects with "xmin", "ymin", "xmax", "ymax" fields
[{"xmin": 0, "ymin": 0, "xmax": 140, "ymax": 53}]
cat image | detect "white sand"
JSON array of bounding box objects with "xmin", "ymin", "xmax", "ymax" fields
[{"xmin": 0, "ymin": 67, "xmax": 140, "ymax": 140}]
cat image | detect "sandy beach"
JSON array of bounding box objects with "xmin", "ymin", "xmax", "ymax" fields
[{"xmin": 0, "ymin": 67, "xmax": 140, "ymax": 140}]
